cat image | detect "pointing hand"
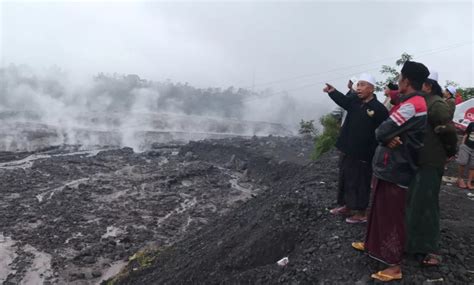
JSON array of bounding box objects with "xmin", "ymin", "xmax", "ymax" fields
[{"xmin": 323, "ymin": 83, "xmax": 335, "ymax": 93}]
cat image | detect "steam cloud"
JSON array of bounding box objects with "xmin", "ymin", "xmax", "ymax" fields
[{"xmin": 0, "ymin": 64, "xmax": 327, "ymax": 151}]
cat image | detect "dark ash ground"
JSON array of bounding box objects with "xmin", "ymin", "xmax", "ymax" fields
[{"xmin": 0, "ymin": 136, "xmax": 472, "ymax": 284}]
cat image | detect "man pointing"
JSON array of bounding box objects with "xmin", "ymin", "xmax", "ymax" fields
[{"xmin": 324, "ymin": 74, "xmax": 388, "ymax": 223}]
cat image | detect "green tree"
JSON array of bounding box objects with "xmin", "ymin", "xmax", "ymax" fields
[
  {"xmin": 375, "ymin": 53, "xmax": 413, "ymax": 92},
  {"xmin": 457, "ymin": 87, "xmax": 474, "ymax": 101},
  {"xmin": 311, "ymin": 114, "xmax": 340, "ymax": 160}
]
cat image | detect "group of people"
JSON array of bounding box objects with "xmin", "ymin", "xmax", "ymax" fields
[{"xmin": 324, "ymin": 60, "xmax": 460, "ymax": 282}]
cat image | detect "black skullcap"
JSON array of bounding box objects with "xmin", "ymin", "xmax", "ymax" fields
[
  {"xmin": 401, "ymin": 61, "xmax": 430, "ymax": 83},
  {"xmin": 387, "ymin": 82, "xmax": 398, "ymax": 91}
]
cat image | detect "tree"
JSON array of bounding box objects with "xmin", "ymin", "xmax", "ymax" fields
[
  {"xmin": 459, "ymin": 88, "xmax": 474, "ymax": 101},
  {"xmin": 311, "ymin": 114, "xmax": 340, "ymax": 160},
  {"xmin": 298, "ymin": 119, "xmax": 318, "ymax": 138},
  {"xmin": 375, "ymin": 53, "xmax": 413, "ymax": 92},
  {"xmin": 395, "ymin": 53, "xmax": 413, "ymax": 66},
  {"xmin": 445, "ymin": 80, "xmax": 460, "ymax": 88}
]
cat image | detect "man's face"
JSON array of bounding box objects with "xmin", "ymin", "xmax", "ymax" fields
[
  {"xmin": 443, "ymin": 90, "xmax": 451, "ymax": 99},
  {"xmin": 356, "ymin": 81, "xmax": 374, "ymax": 100},
  {"xmin": 398, "ymin": 75, "xmax": 409, "ymax": 94}
]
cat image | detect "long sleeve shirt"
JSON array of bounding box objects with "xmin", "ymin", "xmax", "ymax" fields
[
  {"xmin": 372, "ymin": 92, "xmax": 428, "ymax": 187},
  {"xmin": 328, "ymin": 90, "xmax": 389, "ymax": 162}
]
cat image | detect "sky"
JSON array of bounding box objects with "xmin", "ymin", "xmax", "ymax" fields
[{"xmin": 0, "ymin": 0, "xmax": 473, "ymax": 113}]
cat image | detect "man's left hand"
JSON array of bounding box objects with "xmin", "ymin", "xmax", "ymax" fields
[{"xmin": 387, "ymin": 136, "xmax": 402, "ymax": 149}]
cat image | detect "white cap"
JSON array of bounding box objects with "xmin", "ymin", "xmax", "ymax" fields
[
  {"xmin": 428, "ymin": 71, "xmax": 438, "ymax": 82},
  {"xmin": 358, "ymin": 73, "xmax": 376, "ymax": 87},
  {"xmin": 446, "ymin": 86, "xmax": 457, "ymax": 95}
]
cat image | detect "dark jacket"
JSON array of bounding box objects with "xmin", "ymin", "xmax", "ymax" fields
[
  {"xmin": 419, "ymin": 94, "xmax": 458, "ymax": 167},
  {"xmin": 372, "ymin": 92, "xmax": 427, "ymax": 188},
  {"xmin": 445, "ymin": 97, "xmax": 456, "ymax": 120},
  {"xmin": 328, "ymin": 90, "xmax": 389, "ymax": 162},
  {"xmin": 331, "ymin": 90, "xmax": 357, "ymax": 124}
]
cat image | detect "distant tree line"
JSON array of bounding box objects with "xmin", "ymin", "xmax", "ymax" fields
[{"xmin": 0, "ymin": 64, "xmax": 264, "ymax": 119}]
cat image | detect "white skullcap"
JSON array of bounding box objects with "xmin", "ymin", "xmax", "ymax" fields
[
  {"xmin": 358, "ymin": 73, "xmax": 376, "ymax": 87},
  {"xmin": 428, "ymin": 71, "xmax": 439, "ymax": 82},
  {"xmin": 446, "ymin": 86, "xmax": 457, "ymax": 95}
]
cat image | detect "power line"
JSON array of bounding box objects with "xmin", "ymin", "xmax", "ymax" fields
[
  {"xmin": 243, "ymin": 41, "xmax": 473, "ymax": 90},
  {"xmin": 239, "ymin": 66, "xmax": 381, "ymax": 104},
  {"xmin": 235, "ymin": 41, "xmax": 473, "ymax": 105}
]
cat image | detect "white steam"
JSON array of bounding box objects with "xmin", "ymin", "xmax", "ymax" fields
[{"xmin": 0, "ymin": 65, "xmax": 326, "ymax": 152}]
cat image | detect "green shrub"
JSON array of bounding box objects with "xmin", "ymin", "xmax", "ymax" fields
[{"xmin": 311, "ymin": 114, "xmax": 340, "ymax": 160}]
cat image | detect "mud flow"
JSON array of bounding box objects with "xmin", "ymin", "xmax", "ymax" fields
[{"xmin": 1, "ymin": 136, "xmax": 473, "ymax": 284}]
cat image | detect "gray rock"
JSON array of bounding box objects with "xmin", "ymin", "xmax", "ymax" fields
[
  {"xmin": 304, "ymin": 247, "xmax": 317, "ymax": 254},
  {"xmin": 83, "ymin": 256, "xmax": 95, "ymax": 264}
]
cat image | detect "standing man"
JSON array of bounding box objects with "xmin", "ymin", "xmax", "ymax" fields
[
  {"xmin": 443, "ymin": 86, "xmax": 457, "ymax": 120},
  {"xmin": 324, "ymin": 73, "xmax": 389, "ymax": 224},
  {"xmin": 382, "ymin": 82, "xmax": 399, "ymax": 112},
  {"xmin": 406, "ymin": 71, "xmax": 458, "ymax": 266},
  {"xmin": 456, "ymin": 121, "xmax": 474, "ymax": 189},
  {"xmin": 351, "ymin": 61, "xmax": 430, "ymax": 281}
]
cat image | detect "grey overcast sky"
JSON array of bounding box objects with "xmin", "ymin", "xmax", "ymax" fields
[{"xmin": 1, "ymin": 0, "xmax": 473, "ymax": 95}]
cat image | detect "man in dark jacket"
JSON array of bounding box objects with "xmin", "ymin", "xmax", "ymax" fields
[
  {"xmin": 331, "ymin": 78, "xmax": 358, "ymax": 126},
  {"xmin": 351, "ymin": 61, "xmax": 430, "ymax": 282},
  {"xmin": 324, "ymin": 73, "xmax": 388, "ymax": 224}
]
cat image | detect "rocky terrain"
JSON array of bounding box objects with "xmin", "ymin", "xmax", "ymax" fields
[
  {"xmin": 0, "ymin": 135, "xmax": 473, "ymax": 284},
  {"xmin": 115, "ymin": 138, "xmax": 474, "ymax": 285},
  {"xmin": 0, "ymin": 136, "xmax": 312, "ymax": 284}
]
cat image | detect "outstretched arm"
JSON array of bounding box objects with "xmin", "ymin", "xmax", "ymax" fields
[{"xmin": 323, "ymin": 83, "xmax": 352, "ymax": 110}]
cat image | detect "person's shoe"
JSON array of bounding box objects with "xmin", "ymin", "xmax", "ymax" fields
[
  {"xmin": 371, "ymin": 271, "xmax": 402, "ymax": 282},
  {"xmin": 351, "ymin": 242, "xmax": 365, "ymax": 251},
  {"xmin": 421, "ymin": 253, "xmax": 442, "ymax": 266},
  {"xmin": 345, "ymin": 215, "xmax": 367, "ymax": 224},
  {"xmin": 329, "ymin": 206, "xmax": 350, "ymax": 215}
]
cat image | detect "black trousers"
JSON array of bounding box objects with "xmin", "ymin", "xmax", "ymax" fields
[{"xmin": 337, "ymin": 153, "xmax": 372, "ymax": 211}]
